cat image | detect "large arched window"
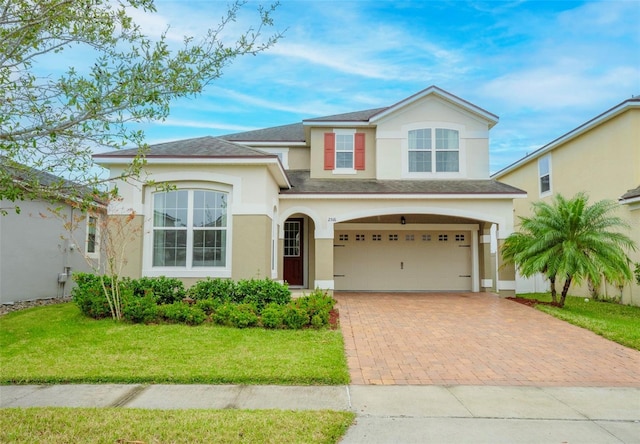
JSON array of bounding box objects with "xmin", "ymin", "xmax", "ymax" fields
[{"xmin": 152, "ymin": 190, "xmax": 228, "ymax": 268}]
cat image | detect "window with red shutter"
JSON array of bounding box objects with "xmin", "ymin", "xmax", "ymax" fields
[
  {"xmin": 324, "ymin": 133, "xmax": 335, "ymax": 170},
  {"xmin": 354, "ymin": 133, "xmax": 365, "ymax": 170}
]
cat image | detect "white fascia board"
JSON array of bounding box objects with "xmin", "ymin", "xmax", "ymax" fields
[
  {"xmin": 492, "ymin": 101, "xmax": 640, "ymax": 179},
  {"xmin": 620, "ymin": 196, "xmax": 640, "ymax": 205},
  {"xmin": 279, "ymin": 193, "xmax": 525, "ymax": 200},
  {"xmin": 302, "ymin": 121, "xmax": 371, "ymax": 127}
]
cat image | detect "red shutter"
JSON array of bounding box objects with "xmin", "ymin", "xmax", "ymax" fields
[
  {"xmin": 324, "ymin": 133, "xmax": 335, "ymax": 170},
  {"xmin": 354, "ymin": 133, "xmax": 365, "ymax": 170}
]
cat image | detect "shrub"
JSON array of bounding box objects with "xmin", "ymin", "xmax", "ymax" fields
[
  {"xmin": 129, "ymin": 276, "xmax": 185, "ymax": 304},
  {"xmin": 294, "ymin": 290, "xmax": 336, "ymax": 329},
  {"xmin": 212, "ymin": 303, "xmax": 235, "ymax": 326},
  {"xmin": 260, "ymin": 303, "xmax": 284, "ymax": 329},
  {"xmin": 157, "ymin": 302, "xmax": 206, "ymax": 325},
  {"xmin": 122, "ymin": 291, "xmax": 158, "ymax": 323},
  {"xmin": 72, "ymin": 272, "xmax": 113, "ymax": 319},
  {"xmin": 234, "ymin": 278, "xmax": 291, "ymax": 309},
  {"xmin": 187, "ymin": 278, "xmax": 235, "ymax": 303},
  {"xmin": 282, "ymin": 305, "xmax": 309, "ymax": 329},
  {"xmin": 212, "ymin": 303, "xmax": 259, "ymax": 328},
  {"xmin": 194, "ymin": 298, "xmax": 219, "ymax": 316}
]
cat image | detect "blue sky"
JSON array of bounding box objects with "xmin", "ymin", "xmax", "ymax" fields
[{"xmin": 127, "ymin": 0, "xmax": 639, "ymax": 173}]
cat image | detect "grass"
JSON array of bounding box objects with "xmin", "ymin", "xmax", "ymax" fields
[
  {"xmin": 516, "ymin": 293, "xmax": 640, "ymax": 351},
  {"xmin": 0, "ymin": 407, "xmax": 355, "ymax": 443},
  {"xmin": 0, "ymin": 303, "xmax": 349, "ymax": 385}
]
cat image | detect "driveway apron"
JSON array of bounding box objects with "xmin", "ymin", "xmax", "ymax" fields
[{"xmin": 336, "ymin": 292, "xmax": 640, "ymax": 386}]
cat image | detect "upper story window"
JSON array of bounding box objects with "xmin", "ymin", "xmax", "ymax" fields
[
  {"xmin": 335, "ymin": 133, "xmax": 354, "ymax": 169},
  {"xmin": 538, "ymin": 155, "xmax": 551, "ymax": 196},
  {"xmin": 408, "ymin": 128, "xmax": 459, "ymax": 173},
  {"xmin": 152, "ymin": 189, "xmax": 228, "ymax": 268},
  {"xmin": 324, "ymin": 130, "xmax": 365, "ymax": 172}
]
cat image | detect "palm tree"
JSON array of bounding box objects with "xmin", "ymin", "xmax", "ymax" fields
[{"xmin": 502, "ymin": 193, "xmax": 636, "ymax": 307}]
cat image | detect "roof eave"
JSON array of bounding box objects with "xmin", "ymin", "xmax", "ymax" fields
[{"xmin": 493, "ymin": 99, "xmax": 640, "ymax": 179}]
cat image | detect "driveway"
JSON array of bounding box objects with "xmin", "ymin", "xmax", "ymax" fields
[{"xmin": 336, "ymin": 292, "xmax": 640, "ymax": 386}]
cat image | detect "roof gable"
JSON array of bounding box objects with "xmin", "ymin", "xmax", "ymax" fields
[{"xmin": 370, "ymin": 86, "xmax": 499, "ymax": 128}]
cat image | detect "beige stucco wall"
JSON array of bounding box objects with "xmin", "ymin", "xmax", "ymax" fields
[
  {"xmin": 375, "ymin": 97, "xmax": 491, "ymax": 180},
  {"xmin": 497, "ymin": 108, "xmax": 640, "ymax": 304},
  {"xmin": 287, "ymin": 146, "xmax": 311, "ymax": 170},
  {"xmin": 232, "ymin": 214, "xmax": 272, "ymax": 279},
  {"xmin": 309, "ymin": 127, "xmax": 377, "ymax": 179}
]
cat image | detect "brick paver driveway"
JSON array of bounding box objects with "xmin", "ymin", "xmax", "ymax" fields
[{"xmin": 337, "ymin": 292, "xmax": 640, "ymax": 386}]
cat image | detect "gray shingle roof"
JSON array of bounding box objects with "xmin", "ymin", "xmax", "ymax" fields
[
  {"xmin": 303, "ymin": 107, "xmax": 388, "ymax": 123},
  {"xmin": 281, "ymin": 170, "xmax": 526, "ymax": 195},
  {"xmin": 621, "ymin": 185, "xmax": 640, "ymax": 200},
  {"xmin": 94, "ymin": 136, "xmax": 274, "ymax": 158},
  {"xmin": 220, "ymin": 123, "xmax": 305, "ymax": 143}
]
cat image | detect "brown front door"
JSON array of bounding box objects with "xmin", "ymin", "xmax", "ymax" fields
[{"xmin": 283, "ymin": 218, "xmax": 303, "ymax": 286}]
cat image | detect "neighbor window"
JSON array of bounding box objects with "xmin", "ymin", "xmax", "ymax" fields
[
  {"xmin": 408, "ymin": 128, "xmax": 459, "ymax": 172},
  {"xmin": 86, "ymin": 216, "xmax": 97, "ymax": 254},
  {"xmin": 539, "ymin": 155, "xmax": 551, "ymax": 195},
  {"xmin": 152, "ymin": 190, "xmax": 227, "ymax": 268}
]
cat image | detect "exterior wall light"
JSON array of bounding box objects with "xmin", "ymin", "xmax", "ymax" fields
[{"xmin": 401, "ymin": 216, "xmax": 406, "ymax": 225}]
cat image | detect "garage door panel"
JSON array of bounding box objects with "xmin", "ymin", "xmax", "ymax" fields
[{"xmin": 334, "ymin": 230, "xmax": 471, "ymax": 291}]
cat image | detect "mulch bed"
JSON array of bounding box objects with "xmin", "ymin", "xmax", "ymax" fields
[
  {"xmin": 507, "ymin": 297, "xmax": 562, "ymax": 307},
  {"xmin": 0, "ymin": 297, "xmax": 72, "ymax": 316}
]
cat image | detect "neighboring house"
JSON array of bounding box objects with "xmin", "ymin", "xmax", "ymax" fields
[
  {"xmin": 94, "ymin": 86, "xmax": 525, "ymax": 295},
  {"xmin": 493, "ymin": 97, "xmax": 640, "ymax": 305},
  {"xmin": 0, "ymin": 162, "xmax": 102, "ymax": 304}
]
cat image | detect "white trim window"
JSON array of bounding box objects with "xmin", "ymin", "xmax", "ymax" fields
[
  {"xmin": 408, "ymin": 128, "xmax": 431, "ymax": 172},
  {"xmin": 152, "ymin": 189, "xmax": 228, "ymax": 268},
  {"xmin": 408, "ymin": 128, "xmax": 459, "ymax": 172},
  {"xmin": 86, "ymin": 215, "xmax": 99, "ymax": 256},
  {"xmin": 538, "ymin": 155, "xmax": 552, "ymax": 196},
  {"xmin": 335, "ymin": 131, "xmax": 354, "ymax": 169}
]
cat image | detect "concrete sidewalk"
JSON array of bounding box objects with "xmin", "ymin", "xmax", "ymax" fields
[{"xmin": 2, "ymin": 384, "xmax": 639, "ymax": 443}]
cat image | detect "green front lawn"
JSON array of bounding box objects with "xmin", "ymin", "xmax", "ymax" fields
[
  {"xmin": 0, "ymin": 408, "xmax": 355, "ymax": 444},
  {"xmin": 516, "ymin": 293, "xmax": 640, "ymax": 351},
  {"xmin": 0, "ymin": 303, "xmax": 349, "ymax": 385}
]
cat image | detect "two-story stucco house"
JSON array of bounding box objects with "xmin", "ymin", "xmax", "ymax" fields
[
  {"xmin": 493, "ymin": 97, "xmax": 640, "ymax": 305},
  {"xmin": 94, "ymin": 86, "xmax": 525, "ymax": 295}
]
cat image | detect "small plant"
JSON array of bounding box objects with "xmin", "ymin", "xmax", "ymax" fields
[
  {"xmin": 635, "ymin": 263, "xmax": 640, "ymax": 286},
  {"xmin": 294, "ymin": 290, "xmax": 336, "ymax": 329}
]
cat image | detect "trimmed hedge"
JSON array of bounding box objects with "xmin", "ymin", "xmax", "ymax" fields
[{"xmin": 72, "ymin": 273, "xmax": 335, "ymax": 329}]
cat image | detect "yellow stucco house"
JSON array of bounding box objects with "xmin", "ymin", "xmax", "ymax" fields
[
  {"xmin": 493, "ymin": 97, "xmax": 640, "ymax": 305},
  {"xmin": 94, "ymin": 86, "xmax": 525, "ymax": 295}
]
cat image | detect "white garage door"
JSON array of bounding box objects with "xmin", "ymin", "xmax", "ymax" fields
[{"xmin": 334, "ymin": 230, "xmax": 472, "ymax": 291}]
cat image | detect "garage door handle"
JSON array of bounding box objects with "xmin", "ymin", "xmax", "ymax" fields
[{"xmin": 459, "ymin": 275, "xmax": 471, "ymax": 277}]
